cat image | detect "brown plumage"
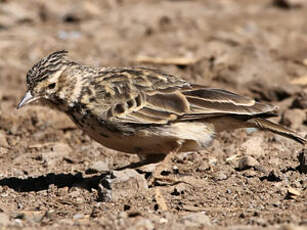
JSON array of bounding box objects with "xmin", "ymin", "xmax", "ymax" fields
[{"xmin": 18, "ymin": 50, "xmax": 306, "ymax": 175}]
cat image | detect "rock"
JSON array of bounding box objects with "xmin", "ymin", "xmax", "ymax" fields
[
  {"xmin": 42, "ymin": 143, "xmax": 72, "ymax": 167},
  {"xmin": 0, "ymin": 147, "xmax": 8, "ymax": 155},
  {"xmin": 138, "ymin": 163, "xmax": 157, "ymax": 173},
  {"xmin": 99, "ymin": 169, "xmax": 148, "ymax": 202},
  {"xmin": 208, "ymin": 157, "xmax": 217, "ymax": 166},
  {"xmin": 291, "ymin": 92, "xmax": 307, "ymax": 109},
  {"xmin": 241, "ymin": 136, "xmax": 265, "ymax": 156},
  {"xmin": 286, "ymin": 187, "xmax": 301, "ymax": 199},
  {"xmin": 112, "ymin": 169, "xmax": 147, "ymax": 186},
  {"xmin": 51, "ymin": 143, "xmax": 72, "ymax": 154},
  {"xmin": 288, "ymin": 187, "xmax": 301, "ymax": 196},
  {"xmin": 159, "ymin": 218, "xmax": 168, "ymax": 224},
  {"xmin": 90, "ymin": 160, "xmax": 109, "ymax": 173},
  {"xmin": 242, "ymin": 170, "xmax": 258, "ymax": 178},
  {"xmin": 0, "ymin": 212, "xmax": 10, "ymax": 226},
  {"xmin": 180, "ymin": 212, "xmax": 211, "ymax": 227},
  {"xmin": 73, "ymin": 213, "xmax": 84, "ymax": 220},
  {"xmin": 196, "ymin": 161, "xmax": 210, "ymax": 172},
  {"xmin": 282, "ymin": 109, "xmax": 306, "ymax": 130},
  {"xmin": 15, "ymin": 211, "xmax": 45, "ymax": 223},
  {"xmin": 213, "ymin": 172, "xmax": 228, "ymax": 181},
  {"xmin": 237, "ymin": 156, "xmax": 259, "ymax": 171}
]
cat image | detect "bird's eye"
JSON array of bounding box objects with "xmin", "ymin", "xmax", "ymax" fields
[{"xmin": 48, "ymin": 83, "xmax": 56, "ymax": 89}]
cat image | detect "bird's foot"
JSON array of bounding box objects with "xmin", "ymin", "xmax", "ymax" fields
[{"xmin": 148, "ymin": 169, "xmax": 194, "ymax": 187}]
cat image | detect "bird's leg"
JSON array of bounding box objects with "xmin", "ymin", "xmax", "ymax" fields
[
  {"xmin": 116, "ymin": 154, "xmax": 165, "ymax": 171},
  {"xmin": 149, "ymin": 141, "xmax": 193, "ymax": 187}
]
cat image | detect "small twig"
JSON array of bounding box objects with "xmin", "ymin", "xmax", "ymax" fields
[{"xmin": 154, "ymin": 187, "xmax": 168, "ymax": 211}]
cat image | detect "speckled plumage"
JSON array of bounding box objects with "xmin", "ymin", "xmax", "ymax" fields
[{"xmin": 18, "ymin": 50, "xmax": 306, "ymax": 167}]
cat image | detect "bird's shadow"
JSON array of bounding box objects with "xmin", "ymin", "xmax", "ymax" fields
[{"xmin": 0, "ymin": 171, "xmax": 110, "ymax": 193}]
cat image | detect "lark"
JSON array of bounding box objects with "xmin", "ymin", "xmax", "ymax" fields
[{"xmin": 18, "ymin": 50, "xmax": 306, "ymax": 183}]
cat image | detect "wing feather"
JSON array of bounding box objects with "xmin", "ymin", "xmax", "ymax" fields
[
  {"xmin": 94, "ymin": 67, "xmax": 277, "ymax": 125},
  {"xmin": 109, "ymin": 92, "xmax": 186, "ymax": 124}
]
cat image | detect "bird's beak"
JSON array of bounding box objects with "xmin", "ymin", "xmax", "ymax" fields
[{"xmin": 17, "ymin": 91, "xmax": 39, "ymax": 109}]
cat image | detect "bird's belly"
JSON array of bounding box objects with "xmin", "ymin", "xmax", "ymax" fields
[
  {"xmin": 70, "ymin": 112, "xmax": 215, "ymax": 155},
  {"xmin": 83, "ymin": 127, "xmax": 180, "ymax": 155}
]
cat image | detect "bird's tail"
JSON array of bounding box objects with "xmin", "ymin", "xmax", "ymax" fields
[{"xmin": 248, "ymin": 118, "xmax": 306, "ymax": 145}]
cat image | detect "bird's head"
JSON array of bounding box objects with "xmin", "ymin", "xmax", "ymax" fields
[{"xmin": 17, "ymin": 50, "xmax": 70, "ymax": 109}]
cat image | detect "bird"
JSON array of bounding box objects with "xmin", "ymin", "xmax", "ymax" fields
[{"xmin": 17, "ymin": 50, "xmax": 306, "ymax": 184}]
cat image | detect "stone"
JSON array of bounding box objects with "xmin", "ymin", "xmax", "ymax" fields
[
  {"xmin": 196, "ymin": 161, "xmax": 210, "ymax": 172},
  {"xmin": 73, "ymin": 213, "xmax": 84, "ymax": 220},
  {"xmin": 286, "ymin": 187, "xmax": 301, "ymax": 199},
  {"xmin": 52, "ymin": 142, "xmax": 72, "ymax": 154},
  {"xmin": 237, "ymin": 156, "xmax": 259, "ymax": 170},
  {"xmin": 282, "ymin": 109, "xmax": 306, "ymax": 130},
  {"xmin": 99, "ymin": 169, "xmax": 148, "ymax": 202},
  {"xmin": 42, "ymin": 143, "xmax": 72, "ymax": 167},
  {"xmin": 90, "ymin": 160, "xmax": 109, "ymax": 173},
  {"xmin": 213, "ymin": 172, "xmax": 228, "ymax": 181},
  {"xmin": 291, "ymin": 92, "xmax": 307, "ymax": 109}
]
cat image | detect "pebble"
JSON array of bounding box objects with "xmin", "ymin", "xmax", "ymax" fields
[
  {"xmin": 159, "ymin": 218, "xmax": 168, "ymax": 224},
  {"xmin": 99, "ymin": 169, "xmax": 148, "ymax": 202},
  {"xmin": 208, "ymin": 157, "xmax": 217, "ymax": 166},
  {"xmin": 42, "ymin": 143, "xmax": 72, "ymax": 167},
  {"xmin": 286, "ymin": 187, "xmax": 301, "ymax": 199},
  {"xmin": 237, "ymin": 156, "xmax": 259, "ymax": 170},
  {"xmin": 52, "ymin": 142, "xmax": 72, "ymax": 154},
  {"xmin": 282, "ymin": 109, "xmax": 306, "ymax": 129},
  {"xmin": 242, "ymin": 170, "xmax": 258, "ymax": 178},
  {"xmin": 73, "ymin": 213, "xmax": 84, "ymax": 220},
  {"xmin": 213, "ymin": 172, "xmax": 228, "ymax": 181},
  {"xmin": 197, "ymin": 161, "xmax": 210, "ymax": 172},
  {"xmin": 90, "ymin": 160, "xmax": 109, "ymax": 172},
  {"xmin": 292, "ymin": 92, "xmax": 307, "ymax": 109},
  {"xmin": 138, "ymin": 163, "xmax": 157, "ymax": 173}
]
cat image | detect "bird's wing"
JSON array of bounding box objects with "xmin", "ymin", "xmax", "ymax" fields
[
  {"xmin": 179, "ymin": 85, "xmax": 277, "ymax": 120},
  {"xmin": 92, "ymin": 67, "xmax": 277, "ymax": 124}
]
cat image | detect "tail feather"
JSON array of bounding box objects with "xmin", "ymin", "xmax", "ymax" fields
[{"xmin": 248, "ymin": 118, "xmax": 306, "ymax": 145}]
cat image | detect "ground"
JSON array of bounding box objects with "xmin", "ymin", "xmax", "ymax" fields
[{"xmin": 0, "ymin": 0, "xmax": 306, "ymax": 229}]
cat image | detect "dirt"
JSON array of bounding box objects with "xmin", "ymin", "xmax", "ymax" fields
[{"xmin": 0, "ymin": 0, "xmax": 306, "ymax": 229}]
